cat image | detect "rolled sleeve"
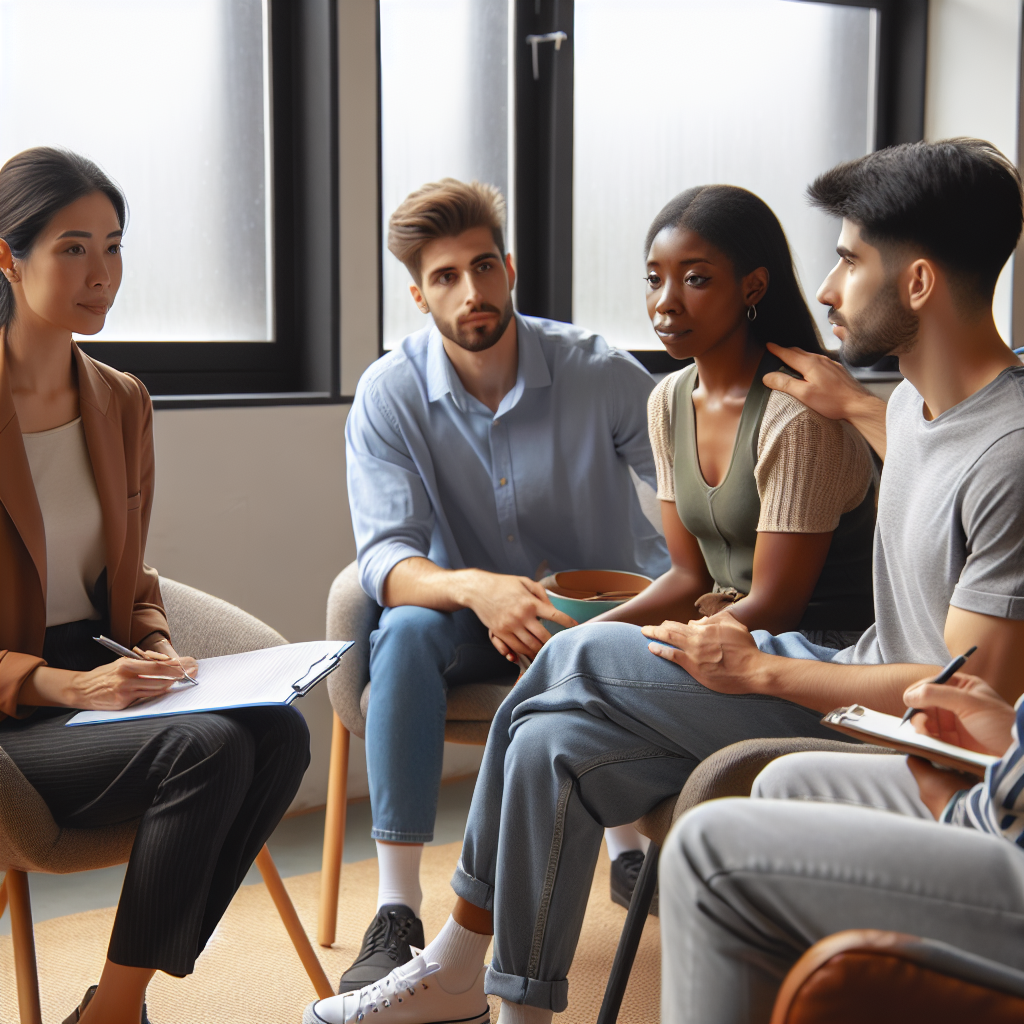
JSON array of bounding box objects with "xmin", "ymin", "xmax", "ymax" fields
[
  {"xmin": 952, "ymin": 431, "xmax": 1024, "ymax": 621},
  {"xmin": 345, "ymin": 379, "xmax": 436, "ymax": 605},
  {"xmin": 0, "ymin": 650, "xmax": 45, "ymax": 720}
]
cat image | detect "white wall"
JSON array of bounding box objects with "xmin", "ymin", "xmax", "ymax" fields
[
  {"xmin": 143, "ymin": 0, "xmax": 1024, "ymax": 814},
  {"xmin": 924, "ymin": 0, "xmax": 1023, "ymax": 341}
]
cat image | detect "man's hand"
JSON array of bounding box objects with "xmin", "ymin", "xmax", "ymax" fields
[
  {"xmin": 641, "ymin": 611, "xmax": 765, "ymax": 692},
  {"xmin": 906, "ymin": 756, "xmax": 976, "ymax": 820},
  {"xmin": 903, "ymin": 672, "xmax": 1016, "ymax": 756},
  {"xmin": 762, "ymin": 342, "xmax": 888, "ymax": 459},
  {"xmin": 460, "ymin": 571, "xmax": 576, "ymax": 662}
]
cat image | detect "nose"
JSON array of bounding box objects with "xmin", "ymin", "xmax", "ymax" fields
[
  {"xmin": 462, "ymin": 270, "xmax": 485, "ymax": 306},
  {"xmin": 816, "ymin": 261, "xmax": 842, "ymax": 308},
  {"xmin": 86, "ymin": 250, "xmax": 111, "ymax": 290},
  {"xmin": 653, "ymin": 278, "xmax": 683, "ymax": 317}
]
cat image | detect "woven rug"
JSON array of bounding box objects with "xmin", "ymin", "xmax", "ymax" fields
[{"xmin": 0, "ymin": 842, "xmax": 659, "ymax": 1023}]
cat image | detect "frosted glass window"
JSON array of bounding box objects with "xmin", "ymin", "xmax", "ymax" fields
[
  {"xmin": 573, "ymin": 0, "xmax": 878, "ymax": 350},
  {"xmin": 380, "ymin": 0, "xmax": 510, "ymax": 349},
  {"xmin": 0, "ymin": 0, "xmax": 272, "ymax": 342}
]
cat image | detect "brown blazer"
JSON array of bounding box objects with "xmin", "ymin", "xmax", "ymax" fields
[{"xmin": 0, "ymin": 340, "xmax": 169, "ymax": 718}]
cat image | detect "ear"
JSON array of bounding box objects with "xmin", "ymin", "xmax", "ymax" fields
[
  {"xmin": 905, "ymin": 258, "xmax": 938, "ymax": 312},
  {"xmin": 408, "ymin": 282, "xmax": 430, "ymax": 314},
  {"xmin": 504, "ymin": 251, "xmax": 516, "ymax": 293},
  {"xmin": 0, "ymin": 239, "xmax": 20, "ymax": 284},
  {"xmin": 742, "ymin": 266, "xmax": 769, "ymax": 308}
]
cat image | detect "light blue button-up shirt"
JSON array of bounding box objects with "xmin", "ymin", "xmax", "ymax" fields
[{"xmin": 346, "ymin": 314, "xmax": 670, "ymax": 604}]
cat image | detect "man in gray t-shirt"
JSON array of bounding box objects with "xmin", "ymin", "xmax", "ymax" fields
[{"xmin": 835, "ymin": 365, "xmax": 1024, "ymax": 668}]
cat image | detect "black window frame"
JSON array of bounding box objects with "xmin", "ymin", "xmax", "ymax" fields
[
  {"xmin": 79, "ymin": 0, "xmax": 340, "ymax": 409},
  {"xmin": 511, "ymin": 0, "xmax": 928, "ymax": 377}
]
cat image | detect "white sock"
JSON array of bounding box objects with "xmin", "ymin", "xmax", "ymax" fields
[
  {"xmin": 376, "ymin": 841, "xmax": 423, "ymax": 917},
  {"xmin": 497, "ymin": 1001, "xmax": 554, "ymax": 1024},
  {"xmin": 604, "ymin": 824, "xmax": 649, "ymax": 861},
  {"xmin": 420, "ymin": 915, "xmax": 491, "ymax": 994}
]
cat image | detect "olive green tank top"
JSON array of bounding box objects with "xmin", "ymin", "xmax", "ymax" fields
[{"xmin": 672, "ymin": 351, "xmax": 875, "ymax": 631}]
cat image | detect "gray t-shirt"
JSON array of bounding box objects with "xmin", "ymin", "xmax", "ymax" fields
[{"xmin": 835, "ymin": 366, "xmax": 1024, "ymax": 667}]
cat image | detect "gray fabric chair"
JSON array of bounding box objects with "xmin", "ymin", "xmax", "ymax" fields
[
  {"xmin": 595, "ymin": 736, "xmax": 895, "ymax": 1024},
  {"xmin": 317, "ymin": 560, "xmax": 515, "ymax": 946},
  {"xmin": 0, "ymin": 577, "xmax": 333, "ymax": 1024}
]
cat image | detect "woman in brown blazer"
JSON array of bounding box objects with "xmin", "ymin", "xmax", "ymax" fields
[{"xmin": 0, "ymin": 147, "xmax": 309, "ymax": 1024}]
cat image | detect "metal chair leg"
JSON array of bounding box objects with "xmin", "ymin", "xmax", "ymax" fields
[
  {"xmin": 6, "ymin": 870, "xmax": 42, "ymax": 1024},
  {"xmin": 596, "ymin": 842, "xmax": 660, "ymax": 1024},
  {"xmin": 318, "ymin": 713, "xmax": 350, "ymax": 947},
  {"xmin": 255, "ymin": 846, "xmax": 335, "ymax": 999}
]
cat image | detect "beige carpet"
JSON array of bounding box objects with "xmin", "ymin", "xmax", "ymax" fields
[{"xmin": 0, "ymin": 843, "xmax": 659, "ymax": 1024}]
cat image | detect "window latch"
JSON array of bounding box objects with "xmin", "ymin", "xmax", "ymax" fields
[{"xmin": 525, "ymin": 31, "xmax": 568, "ymax": 80}]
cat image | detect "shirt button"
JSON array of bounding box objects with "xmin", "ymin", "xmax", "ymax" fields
[
  {"xmin": 507, "ymin": 534, "xmax": 515, "ymax": 542},
  {"xmin": 499, "ymin": 477, "xmax": 507, "ymax": 486}
]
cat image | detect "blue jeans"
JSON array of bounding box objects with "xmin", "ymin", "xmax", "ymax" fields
[
  {"xmin": 365, "ymin": 605, "xmax": 518, "ymax": 842},
  {"xmin": 451, "ymin": 622, "xmax": 850, "ymax": 1012}
]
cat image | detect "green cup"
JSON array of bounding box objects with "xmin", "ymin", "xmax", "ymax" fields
[{"xmin": 540, "ymin": 569, "xmax": 653, "ymax": 634}]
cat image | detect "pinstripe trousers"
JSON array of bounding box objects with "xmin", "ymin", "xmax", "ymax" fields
[{"xmin": 0, "ymin": 620, "xmax": 310, "ymax": 975}]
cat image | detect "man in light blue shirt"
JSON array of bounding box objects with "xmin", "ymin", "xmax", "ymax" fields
[{"xmin": 339, "ymin": 178, "xmax": 667, "ymax": 993}]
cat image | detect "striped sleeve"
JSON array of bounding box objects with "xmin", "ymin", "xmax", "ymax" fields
[{"xmin": 941, "ymin": 705, "xmax": 1024, "ymax": 848}]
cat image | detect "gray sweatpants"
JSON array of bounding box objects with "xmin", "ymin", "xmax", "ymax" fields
[
  {"xmin": 660, "ymin": 752, "xmax": 1024, "ymax": 1024},
  {"xmin": 450, "ymin": 622, "xmax": 850, "ymax": 1011}
]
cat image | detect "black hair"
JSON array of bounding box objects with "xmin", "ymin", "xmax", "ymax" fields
[
  {"xmin": 0, "ymin": 147, "xmax": 127, "ymax": 330},
  {"xmin": 807, "ymin": 138, "xmax": 1023, "ymax": 307},
  {"xmin": 644, "ymin": 185, "xmax": 822, "ymax": 353}
]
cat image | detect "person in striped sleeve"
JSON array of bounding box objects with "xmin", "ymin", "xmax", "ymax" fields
[{"xmin": 658, "ymin": 671, "xmax": 1024, "ymax": 1024}]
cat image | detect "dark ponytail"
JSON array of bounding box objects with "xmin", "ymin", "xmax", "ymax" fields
[
  {"xmin": 644, "ymin": 185, "xmax": 822, "ymax": 354},
  {"xmin": 0, "ymin": 147, "xmax": 127, "ymax": 330}
]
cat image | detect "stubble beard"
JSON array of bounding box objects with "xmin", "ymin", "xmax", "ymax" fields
[
  {"xmin": 433, "ymin": 295, "xmax": 516, "ymax": 354},
  {"xmin": 837, "ymin": 277, "xmax": 920, "ymax": 368}
]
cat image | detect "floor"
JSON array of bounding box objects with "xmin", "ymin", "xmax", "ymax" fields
[{"xmin": 0, "ymin": 775, "xmax": 478, "ymax": 936}]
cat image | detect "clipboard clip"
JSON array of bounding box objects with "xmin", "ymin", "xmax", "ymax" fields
[{"xmin": 291, "ymin": 651, "xmax": 343, "ymax": 696}]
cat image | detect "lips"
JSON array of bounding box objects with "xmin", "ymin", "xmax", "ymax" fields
[{"xmin": 79, "ymin": 303, "xmax": 108, "ymax": 315}]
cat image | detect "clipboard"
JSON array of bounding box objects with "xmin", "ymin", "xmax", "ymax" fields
[
  {"xmin": 67, "ymin": 640, "xmax": 354, "ymax": 726},
  {"xmin": 821, "ymin": 704, "xmax": 999, "ymax": 778}
]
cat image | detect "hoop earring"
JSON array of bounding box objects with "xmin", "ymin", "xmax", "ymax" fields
[{"xmin": 747, "ymin": 305, "xmax": 757, "ymax": 322}]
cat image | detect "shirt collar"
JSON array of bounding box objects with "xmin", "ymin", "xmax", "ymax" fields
[{"xmin": 425, "ymin": 314, "xmax": 552, "ymax": 414}]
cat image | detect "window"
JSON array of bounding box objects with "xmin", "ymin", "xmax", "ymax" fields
[
  {"xmin": 573, "ymin": 0, "xmax": 879, "ymax": 353},
  {"xmin": 0, "ymin": 0, "xmax": 338, "ymax": 403},
  {"xmin": 379, "ymin": 0, "xmax": 512, "ymax": 349}
]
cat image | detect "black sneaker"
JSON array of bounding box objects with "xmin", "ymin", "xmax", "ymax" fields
[
  {"xmin": 610, "ymin": 850, "xmax": 659, "ymax": 917},
  {"xmin": 336, "ymin": 903, "xmax": 425, "ymax": 994},
  {"xmin": 62, "ymin": 985, "xmax": 153, "ymax": 1023}
]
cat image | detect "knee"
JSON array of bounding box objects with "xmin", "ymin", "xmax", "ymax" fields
[
  {"xmin": 503, "ymin": 713, "xmax": 569, "ymax": 782},
  {"xmin": 370, "ymin": 606, "xmax": 455, "ymax": 670},
  {"xmin": 751, "ymin": 751, "xmax": 830, "ymax": 800},
  {"xmin": 164, "ymin": 714, "xmax": 256, "ymax": 785},
  {"xmin": 260, "ymin": 705, "xmax": 311, "ymax": 777}
]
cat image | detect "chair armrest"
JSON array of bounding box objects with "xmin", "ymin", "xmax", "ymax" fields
[
  {"xmin": 770, "ymin": 929, "xmax": 1024, "ymax": 1024},
  {"xmin": 325, "ymin": 560, "xmax": 381, "ymax": 739}
]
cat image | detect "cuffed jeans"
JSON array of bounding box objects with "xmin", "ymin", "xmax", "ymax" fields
[
  {"xmin": 659, "ymin": 753, "xmax": 1024, "ymax": 1024},
  {"xmin": 450, "ymin": 622, "xmax": 852, "ymax": 1011},
  {"xmin": 366, "ymin": 605, "xmax": 518, "ymax": 842}
]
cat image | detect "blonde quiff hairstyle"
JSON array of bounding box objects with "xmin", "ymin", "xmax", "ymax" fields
[{"xmin": 387, "ymin": 178, "xmax": 506, "ymax": 282}]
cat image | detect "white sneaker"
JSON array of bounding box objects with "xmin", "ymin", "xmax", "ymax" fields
[{"xmin": 303, "ymin": 952, "xmax": 489, "ymax": 1024}]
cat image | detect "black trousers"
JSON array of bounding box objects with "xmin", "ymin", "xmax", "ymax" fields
[{"xmin": 0, "ymin": 620, "xmax": 310, "ymax": 975}]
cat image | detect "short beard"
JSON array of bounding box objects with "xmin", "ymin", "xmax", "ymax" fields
[
  {"xmin": 836, "ymin": 277, "xmax": 919, "ymax": 368},
  {"xmin": 433, "ymin": 296, "xmax": 515, "ymax": 353}
]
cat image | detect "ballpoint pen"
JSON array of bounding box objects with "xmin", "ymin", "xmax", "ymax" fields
[
  {"xmin": 899, "ymin": 645, "xmax": 977, "ymax": 726},
  {"xmin": 93, "ymin": 635, "xmax": 199, "ymax": 686}
]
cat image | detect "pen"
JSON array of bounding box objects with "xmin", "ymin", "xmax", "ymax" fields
[
  {"xmin": 899, "ymin": 645, "xmax": 977, "ymax": 726},
  {"xmin": 93, "ymin": 635, "xmax": 198, "ymax": 686}
]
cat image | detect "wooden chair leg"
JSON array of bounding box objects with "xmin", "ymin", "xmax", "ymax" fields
[
  {"xmin": 6, "ymin": 870, "xmax": 42, "ymax": 1024},
  {"xmin": 596, "ymin": 842, "xmax": 661, "ymax": 1024},
  {"xmin": 0, "ymin": 875, "xmax": 8, "ymax": 921},
  {"xmin": 255, "ymin": 846, "xmax": 334, "ymax": 999},
  {"xmin": 318, "ymin": 713, "xmax": 350, "ymax": 947}
]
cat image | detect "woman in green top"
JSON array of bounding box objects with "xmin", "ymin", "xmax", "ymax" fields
[{"xmin": 599, "ymin": 185, "xmax": 875, "ymax": 643}]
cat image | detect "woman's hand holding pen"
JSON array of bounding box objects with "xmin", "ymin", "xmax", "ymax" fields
[
  {"xmin": 903, "ymin": 672, "xmax": 1015, "ymax": 756},
  {"xmin": 22, "ymin": 649, "xmax": 198, "ymax": 711},
  {"xmin": 903, "ymin": 672, "xmax": 1016, "ymax": 820}
]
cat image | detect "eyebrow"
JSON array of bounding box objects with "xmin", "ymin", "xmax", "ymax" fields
[
  {"xmin": 428, "ymin": 252, "xmax": 501, "ymax": 279},
  {"xmin": 836, "ymin": 245, "xmax": 856, "ymax": 259},
  {"xmin": 55, "ymin": 229, "xmax": 123, "ymax": 239},
  {"xmin": 646, "ymin": 257, "xmax": 715, "ymax": 267}
]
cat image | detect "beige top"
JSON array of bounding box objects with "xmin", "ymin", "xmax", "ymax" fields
[
  {"xmin": 648, "ymin": 368, "xmax": 874, "ymax": 533},
  {"xmin": 22, "ymin": 418, "xmax": 105, "ymax": 626}
]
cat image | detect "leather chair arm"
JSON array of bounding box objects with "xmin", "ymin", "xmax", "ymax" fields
[{"xmin": 770, "ymin": 929, "xmax": 1024, "ymax": 1024}]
